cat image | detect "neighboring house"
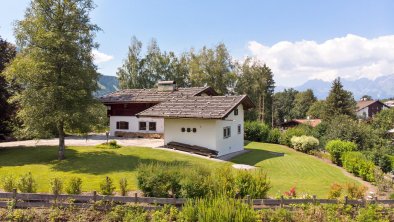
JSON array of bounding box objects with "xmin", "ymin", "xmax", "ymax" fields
[
  {"xmin": 100, "ymin": 81, "xmax": 217, "ymax": 138},
  {"xmin": 384, "ymin": 100, "xmax": 394, "ymax": 108},
  {"xmin": 356, "ymin": 100, "xmax": 389, "ymax": 119},
  {"xmin": 137, "ymin": 95, "xmax": 254, "ymax": 156},
  {"xmin": 280, "ymin": 119, "xmax": 321, "ymax": 129}
]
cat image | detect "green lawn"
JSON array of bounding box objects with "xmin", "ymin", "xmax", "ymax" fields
[
  {"xmin": 0, "ymin": 143, "xmax": 358, "ymax": 198},
  {"xmin": 0, "ymin": 146, "xmax": 227, "ymax": 193},
  {"xmin": 231, "ymin": 142, "xmax": 359, "ymax": 198}
]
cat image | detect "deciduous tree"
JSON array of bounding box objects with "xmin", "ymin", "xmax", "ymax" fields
[{"xmin": 324, "ymin": 78, "xmax": 356, "ymax": 119}]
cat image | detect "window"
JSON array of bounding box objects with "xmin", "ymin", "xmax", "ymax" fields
[
  {"xmin": 139, "ymin": 122, "xmax": 146, "ymax": 130},
  {"xmin": 193, "ymin": 128, "xmax": 197, "ymax": 133},
  {"xmin": 116, "ymin": 121, "xmax": 129, "ymax": 130},
  {"xmin": 238, "ymin": 124, "xmax": 241, "ymax": 134},
  {"xmin": 223, "ymin": 126, "xmax": 231, "ymax": 139},
  {"xmin": 234, "ymin": 108, "xmax": 239, "ymax": 116},
  {"xmin": 187, "ymin": 128, "xmax": 191, "ymax": 132},
  {"xmin": 149, "ymin": 122, "xmax": 156, "ymax": 131},
  {"xmin": 181, "ymin": 127, "xmax": 185, "ymax": 132}
]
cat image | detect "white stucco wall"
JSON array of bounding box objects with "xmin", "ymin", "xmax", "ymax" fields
[
  {"xmin": 356, "ymin": 107, "xmax": 368, "ymax": 119},
  {"xmin": 109, "ymin": 116, "xmax": 164, "ymax": 136},
  {"xmin": 163, "ymin": 104, "xmax": 245, "ymax": 156}
]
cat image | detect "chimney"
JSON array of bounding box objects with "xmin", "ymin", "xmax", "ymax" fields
[{"xmin": 157, "ymin": 80, "xmax": 177, "ymax": 92}]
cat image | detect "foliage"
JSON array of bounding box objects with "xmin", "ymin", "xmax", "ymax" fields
[
  {"xmin": 179, "ymin": 166, "xmax": 210, "ymax": 198},
  {"xmin": 0, "ymin": 175, "xmax": 15, "ymax": 192},
  {"xmin": 49, "ymin": 177, "xmax": 63, "ymax": 195},
  {"xmin": 372, "ymin": 108, "xmax": 394, "ymax": 138},
  {"xmin": 244, "ymin": 121, "xmax": 270, "ymax": 142},
  {"xmin": 345, "ymin": 183, "xmax": 367, "ymax": 199},
  {"xmin": 279, "ymin": 125, "xmax": 312, "ymax": 147},
  {"xmin": 321, "ymin": 115, "xmax": 376, "ymax": 150},
  {"xmin": 364, "ymin": 150, "xmax": 392, "ymax": 173},
  {"xmin": 179, "ymin": 196, "xmax": 257, "ymax": 222},
  {"xmin": 119, "ymin": 178, "xmax": 128, "ymax": 196},
  {"xmin": 273, "ymin": 88, "xmax": 298, "ymax": 125},
  {"xmin": 291, "ymin": 89, "xmax": 317, "ymax": 119},
  {"xmin": 17, "ymin": 172, "xmax": 37, "ymax": 193},
  {"xmin": 341, "ymin": 152, "xmax": 375, "ymax": 182},
  {"xmin": 328, "ymin": 183, "xmax": 343, "ymax": 199},
  {"xmin": 235, "ymin": 58, "xmax": 275, "ymax": 123},
  {"xmin": 290, "ymin": 135, "xmax": 319, "ymax": 153},
  {"xmin": 325, "ymin": 139, "xmax": 357, "ymax": 165},
  {"xmin": 267, "ymin": 128, "xmax": 281, "ymax": 144},
  {"xmin": 100, "ymin": 176, "xmax": 116, "ymax": 195},
  {"xmin": 65, "ymin": 177, "xmax": 82, "ymax": 195},
  {"xmin": 3, "ymin": 0, "xmax": 100, "ymax": 160},
  {"xmin": 232, "ymin": 169, "xmax": 271, "ymax": 199},
  {"xmin": 97, "ymin": 140, "xmax": 121, "ymax": 149},
  {"xmin": 284, "ymin": 186, "xmax": 297, "ymax": 198},
  {"xmin": 0, "ymin": 35, "xmax": 17, "ymax": 137},
  {"xmin": 307, "ymin": 100, "xmax": 327, "ymax": 119},
  {"xmin": 324, "ymin": 77, "xmax": 357, "ymax": 119}
]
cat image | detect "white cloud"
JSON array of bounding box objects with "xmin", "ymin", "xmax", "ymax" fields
[
  {"xmin": 92, "ymin": 49, "xmax": 114, "ymax": 64},
  {"xmin": 247, "ymin": 34, "xmax": 394, "ymax": 87}
]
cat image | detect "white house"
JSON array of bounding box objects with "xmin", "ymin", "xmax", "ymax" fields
[
  {"xmin": 356, "ymin": 99, "xmax": 389, "ymax": 119},
  {"xmin": 137, "ymin": 95, "xmax": 255, "ymax": 156}
]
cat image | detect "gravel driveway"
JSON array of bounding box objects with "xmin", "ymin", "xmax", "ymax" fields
[{"xmin": 0, "ymin": 134, "xmax": 164, "ymax": 148}]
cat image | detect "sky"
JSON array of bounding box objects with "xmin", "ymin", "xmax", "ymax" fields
[{"xmin": 1, "ymin": 0, "xmax": 394, "ymax": 87}]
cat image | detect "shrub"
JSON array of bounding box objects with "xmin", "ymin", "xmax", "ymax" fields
[
  {"xmin": 233, "ymin": 169, "xmax": 270, "ymax": 199},
  {"xmin": 100, "ymin": 176, "xmax": 116, "ymax": 195},
  {"xmin": 290, "ymin": 135, "xmax": 319, "ymax": 153},
  {"xmin": 65, "ymin": 177, "xmax": 82, "ymax": 194},
  {"xmin": 284, "ymin": 186, "xmax": 296, "ymax": 198},
  {"xmin": 345, "ymin": 183, "xmax": 367, "ymax": 199},
  {"xmin": 279, "ymin": 125, "xmax": 312, "ymax": 147},
  {"xmin": 1, "ymin": 175, "xmax": 15, "ymax": 192},
  {"xmin": 50, "ymin": 177, "xmax": 63, "ymax": 195},
  {"xmin": 108, "ymin": 140, "xmax": 121, "ymax": 149},
  {"xmin": 325, "ymin": 139, "xmax": 356, "ymax": 165},
  {"xmin": 179, "ymin": 167, "xmax": 210, "ymax": 198},
  {"xmin": 341, "ymin": 152, "xmax": 375, "ymax": 182},
  {"xmin": 17, "ymin": 172, "xmax": 37, "ymax": 193},
  {"xmin": 119, "ymin": 178, "xmax": 128, "ymax": 196},
  {"xmin": 137, "ymin": 162, "xmax": 181, "ymax": 197},
  {"xmin": 328, "ymin": 183, "xmax": 342, "ymax": 199},
  {"xmin": 267, "ymin": 128, "xmax": 281, "ymax": 144},
  {"xmin": 364, "ymin": 151, "xmax": 392, "ymax": 173},
  {"xmin": 244, "ymin": 121, "xmax": 270, "ymax": 142}
]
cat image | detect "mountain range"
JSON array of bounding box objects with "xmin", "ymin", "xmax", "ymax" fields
[{"xmin": 97, "ymin": 74, "xmax": 394, "ymax": 100}]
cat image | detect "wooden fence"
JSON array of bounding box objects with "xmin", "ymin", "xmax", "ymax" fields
[{"xmin": 1, "ymin": 190, "xmax": 394, "ymax": 209}]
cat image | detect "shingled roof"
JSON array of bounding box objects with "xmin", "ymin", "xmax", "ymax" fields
[
  {"xmin": 136, "ymin": 95, "xmax": 255, "ymax": 119},
  {"xmin": 100, "ymin": 86, "xmax": 217, "ymax": 103},
  {"xmin": 356, "ymin": 100, "xmax": 388, "ymax": 111}
]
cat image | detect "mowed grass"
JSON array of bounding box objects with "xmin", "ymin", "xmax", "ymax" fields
[
  {"xmin": 0, "ymin": 146, "xmax": 227, "ymax": 193},
  {"xmin": 231, "ymin": 142, "xmax": 359, "ymax": 198}
]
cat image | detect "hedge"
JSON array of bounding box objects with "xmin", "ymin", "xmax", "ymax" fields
[
  {"xmin": 341, "ymin": 152, "xmax": 375, "ymax": 182},
  {"xmin": 290, "ymin": 135, "xmax": 319, "ymax": 153},
  {"xmin": 325, "ymin": 140, "xmax": 357, "ymax": 166}
]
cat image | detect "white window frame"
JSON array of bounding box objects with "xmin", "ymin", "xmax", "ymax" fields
[{"xmin": 223, "ymin": 126, "xmax": 231, "ymax": 139}]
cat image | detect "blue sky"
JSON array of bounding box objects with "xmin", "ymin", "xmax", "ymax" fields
[{"xmin": 1, "ymin": 0, "xmax": 394, "ymax": 86}]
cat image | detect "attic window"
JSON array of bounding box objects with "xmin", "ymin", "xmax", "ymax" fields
[
  {"xmin": 193, "ymin": 128, "xmax": 197, "ymax": 133},
  {"xmin": 187, "ymin": 128, "xmax": 191, "ymax": 132},
  {"xmin": 234, "ymin": 108, "xmax": 239, "ymax": 116}
]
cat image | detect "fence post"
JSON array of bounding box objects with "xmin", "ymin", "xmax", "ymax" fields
[
  {"xmin": 246, "ymin": 195, "xmax": 251, "ymax": 206},
  {"xmin": 93, "ymin": 191, "xmax": 97, "ymax": 203},
  {"xmin": 374, "ymin": 196, "xmax": 378, "ymax": 204},
  {"xmin": 12, "ymin": 188, "xmax": 17, "ymax": 209},
  {"xmin": 134, "ymin": 193, "xmax": 138, "ymax": 204},
  {"xmin": 312, "ymin": 195, "xmax": 316, "ymax": 205},
  {"xmin": 344, "ymin": 196, "xmax": 348, "ymax": 205},
  {"xmin": 280, "ymin": 195, "xmax": 284, "ymax": 208},
  {"xmin": 173, "ymin": 195, "xmax": 177, "ymax": 205}
]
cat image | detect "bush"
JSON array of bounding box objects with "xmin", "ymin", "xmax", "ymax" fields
[
  {"xmin": 290, "ymin": 135, "xmax": 319, "ymax": 153},
  {"xmin": 325, "ymin": 139, "xmax": 357, "ymax": 165},
  {"xmin": 364, "ymin": 150, "xmax": 392, "ymax": 173},
  {"xmin": 17, "ymin": 172, "xmax": 37, "ymax": 193},
  {"xmin": 1, "ymin": 175, "xmax": 15, "ymax": 192},
  {"xmin": 345, "ymin": 183, "xmax": 367, "ymax": 199},
  {"xmin": 341, "ymin": 152, "xmax": 375, "ymax": 182},
  {"xmin": 267, "ymin": 128, "xmax": 281, "ymax": 144},
  {"xmin": 179, "ymin": 167, "xmax": 210, "ymax": 198},
  {"xmin": 119, "ymin": 178, "xmax": 128, "ymax": 196},
  {"xmin": 97, "ymin": 140, "xmax": 121, "ymax": 149},
  {"xmin": 233, "ymin": 169, "xmax": 271, "ymax": 199},
  {"xmin": 65, "ymin": 177, "xmax": 82, "ymax": 194},
  {"xmin": 244, "ymin": 121, "xmax": 270, "ymax": 142},
  {"xmin": 100, "ymin": 176, "xmax": 116, "ymax": 195},
  {"xmin": 279, "ymin": 125, "xmax": 312, "ymax": 147},
  {"xmin": 50, "ymin": 177, "xmax": 63, "ymax": 195},
  {"xmin": 328, "ymin": 183, "xmax": 343, "ymax": 199}
]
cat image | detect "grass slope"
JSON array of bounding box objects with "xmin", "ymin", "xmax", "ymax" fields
[
  {"xmin": 231, "ymin": 142, "xmax": 359, "ymax": 198},
  {"xmin": 0, "ymin": 146, "xmax": 226, "ymax": 193}
]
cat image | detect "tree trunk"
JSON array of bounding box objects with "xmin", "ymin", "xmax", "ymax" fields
[{"xmin": 58, "ymin": 122, "xmax": 65, "ymax": 160}]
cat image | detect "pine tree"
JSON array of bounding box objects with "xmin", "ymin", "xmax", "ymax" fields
[
  {"xmin": 4, "ymin": 0, "xmax": 100, "ymax": 160},
  {"xmin": 324, "ymin": 78, "xmax": 356, "ymax": 119}
]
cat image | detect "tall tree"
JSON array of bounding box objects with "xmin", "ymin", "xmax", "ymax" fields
[
  {"xmin": 324, "ymin": 78, "xmax": 356, "ymax": 119},
  {"xmin": 292, "ymin": 89, "xmax": 317, "ymax": 118},
  {"xmin": 307, "ymin": 100, "xmax": 326, "ymax": 119},
  {"xmin": 235, "ymin": 58, "xmax": 275, "ymax": 124},
  {"xmin": 0, "ymin": 36, "xmax": 17, "ymax": 136},
  {"xmin": 273, "ymin": 88, "xmax": 298, "ymax": 125},
  {"xmin": 4, "ymin": 0, "xmax": 100, "ymax": 160},
  {"xmin": 189, "ymin": 43, "xmax": 236, "ymax": 95}
]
